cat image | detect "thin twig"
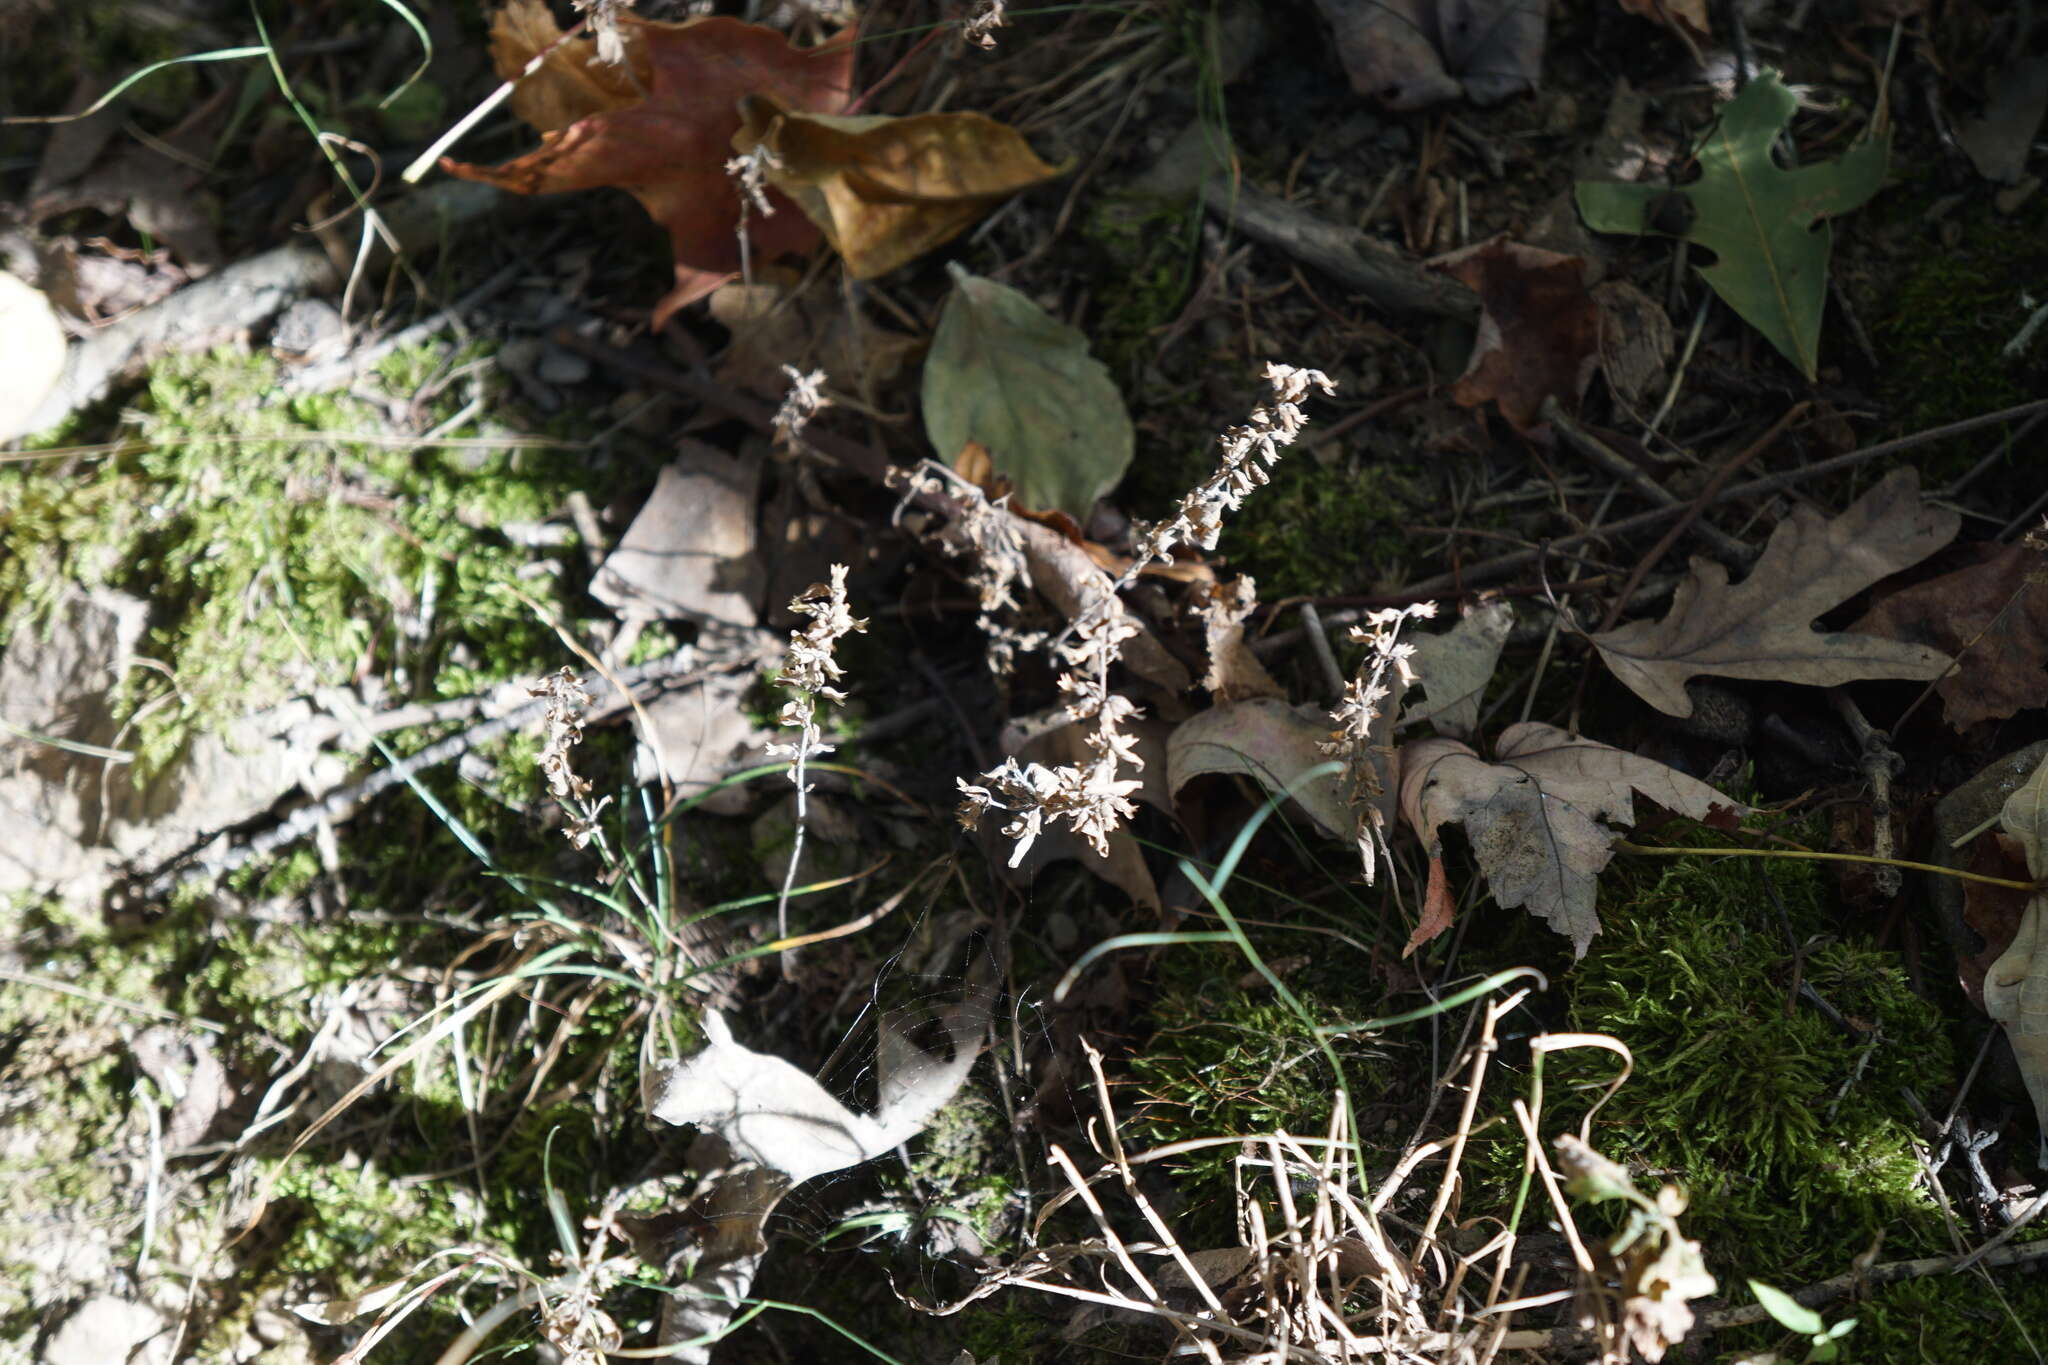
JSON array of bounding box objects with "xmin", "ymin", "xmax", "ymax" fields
[
  {"xmin": 1543, "ymin": 397, "xmax": 1753, "ymax": 566},
  {"xmin": 1271, "ymin": 397, "xmax": 2048, "ymax": 650},
  {"xmin": 1829, "ymin": 688, "xmax": 1904, "ymax": 897}
]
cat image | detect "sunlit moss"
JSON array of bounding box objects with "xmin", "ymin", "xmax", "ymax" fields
[
  {"xmin": 1540, "ymin": 838, "xmax": 1954, "ymax": 1285},
  {"xmin": 0, "ymin": 345, "xmax": 605, "ymax": 778}
]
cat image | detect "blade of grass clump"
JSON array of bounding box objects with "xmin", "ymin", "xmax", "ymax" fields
[
  {"xmin": 366, "ymin": 0, "xmax": 433, "ymax": 108},
  {"xmin": 241, "ymin": 944, "xmax": 579, "ymax": 1234},
  {"xmin": 1, "ymin": 47, "xmax": 270, "ymax": 124}
]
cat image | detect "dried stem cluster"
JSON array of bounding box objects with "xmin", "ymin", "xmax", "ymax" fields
[
  {"xmin": 955, "ymin": 363, "xmax": 1337, "ymax": 866},
  {"xmin": 769, "ymin": 563, "xmax": 867, "ymax": 934},
  {"xmin": 1324, "ymin": 604, "xmax": 1438, "ymax": 883},
  {"xmin": 917, "ymin": 984, "xmax": 1718, "ymax": 1364}
]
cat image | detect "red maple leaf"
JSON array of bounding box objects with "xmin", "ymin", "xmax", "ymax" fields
[{"xmin": 443, "ymin": 9, "xmax": 856, "ymax": 327}]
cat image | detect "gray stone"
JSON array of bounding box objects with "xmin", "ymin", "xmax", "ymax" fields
[
  {"xmin": 535, "ymin": 342, "xmax": 591, "ymax": 386},
  {"xmin": 39, "ymin": 1296, "xmax": 167, "ymax": 1365},
  {"xmin": 592, "ymin": 444, "xmax": 765, "ymax": 629}
]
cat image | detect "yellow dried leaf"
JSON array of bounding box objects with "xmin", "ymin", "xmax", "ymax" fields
[
  {"xmin": 490, "ymin": 0, "xmax": 647, "ymax": 134},
  {"xmin": 735, "ymin": 96, "xmax": 1064, "ymax": 279}
]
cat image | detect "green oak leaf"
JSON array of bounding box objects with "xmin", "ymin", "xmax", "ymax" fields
[
  {"xmin": 922, "ymin": 262, "xmax": 1133, "ymax": 521},
  {"xmin": 1576, "ymin": 70, "xmax": 1888, "ymax": 380}
]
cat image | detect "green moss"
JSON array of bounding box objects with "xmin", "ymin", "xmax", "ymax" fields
[
  {"xmin": 1126, "ymin": 938, "xmax": 1395, "ymax": 1246},
  {"xmin": 179, "ymin": 913, "xmax": 438, "ymax": 1051},
  {"xmin": 1224, "ymin": 454, "xmax": 1419, "ymax": 598},
  {"xmin": 1114, "ymin": 419, "xmax": 1418, "ymax": 600},
  {"xmin": 1872, "ymin": 184, "xmax": 2048, "ymax": 477},
  {"xmin": 1540, "ymin": 843, "xmax": 1954, "ymax": 1285},
  {"xmin": 0, "ymin": 345, "xmax": 609, "ymax": 779},
  {"xmin": 905, "ymin": 1087, "xmax": 1020, "ymax": 1247},
  {"xmin": 265, "ymin": 1158, "xmax": 467, "ymax": 1282},
  {"xmin": 1082, "ymin": 195, "xmax": 1202, "ymax": 380},
  {"xmin": 958, "ymin": 1301, "xmax": 1053, "ymax": 1364},
  {"xmin": 1804, "ymin": 1272, "xmax": 2048, "ymax": 1361}
]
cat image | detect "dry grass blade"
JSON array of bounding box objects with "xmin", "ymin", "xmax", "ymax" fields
[{"xmin": 920, "ymin": 979, "xmax": 1708, "ymax": 1362}]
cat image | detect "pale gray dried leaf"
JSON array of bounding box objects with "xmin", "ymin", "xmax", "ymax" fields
[
  {"xmin": 1955, "ymin": 51, "xmax": 2048, "ymax": 186},
  {"xmin": 645, "ymin": 997, "xmax": 985, "ymax": 1186},
  {"xmin": 1991, "ymin": 755, "xmax": 2048, "ymax": 1159},
  {"xmin": 1399, "ymin": 735, "xmax": 1611, "ymax": 954},
  {"xmin": 1405, "ymin": 598, "xmax": 1513, "ymax": 739},
  {"xmin": 1397, "ymin": 722, "xmax": 1744, "ymax": 955},
  {"xmin": 130, "ymin": 1026, "xmax": 231, "ymax": 1150},
  {"xmin": 591, "ymin": 444, "xmax": 764, "ymax": 629},
  {"xmin": 923, "ymin": 263, "xmax": 1133, "ymax": 521},
  {"xmin": 630, "ymin": 654, "xmax": 778, "ymax": 815},
  {"xmin": 1012, "ymin": 515, "xmax": 1191, "ymax": 696},
  {"xmin": 1168, "ymin": 698, "xmax": 1353, "ymax": 839},
  {"xmin": 1492, "ymin": 722, "xmax": 1745, "ymax": 827},
  {"xmin": 2001, "ymin": 752, "xmax": 2048, "ymax": 880},
  {"xmin": 0, "ymin": 272, "xmax": 67, "ymax": 440},
  {"xmin": 1589, "ymin": 469, "xmax": 1958, "ymax": 717},
  {"xmin": 1315, "ymin": 0, "xmax": 1546, "ymax": 110}
]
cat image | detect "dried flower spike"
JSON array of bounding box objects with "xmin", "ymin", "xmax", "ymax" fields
[
  {"xmin": 724, "ymin": 142, "xmax": 783, "ymax": 222},
  {"xmin": 1321, "ymin": 603, "xmax": 1437, "ymax": 883},
  {"xmin": 530, "ymin": 665, "xmax": 610, "ymax": 849},
  {"xmin": 531, "ymin": 666, "xmax": 594, "ymax": 802},
  {"xmin": 773, "ymin": 365, "xmax": 830, "ymax": 451},
  {"xmin": 769, "ymin": 563, "xmax": 866, "ymax": 935},
  {"xmin": 962, "ymin": 0, "xmax": 1008, "ymax": 47},
  {"xmin": 958, "ymin": 364, "xmax": 1335, "ymax": 868},
  {"xmin": 895, "ymin": 459, "xmax": 1042, "ymax": 675}
]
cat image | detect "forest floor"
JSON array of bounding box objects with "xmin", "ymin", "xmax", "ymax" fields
[{"xmin": 4, "ymin": 1, "xmax": 2048, "ymax": 1363}]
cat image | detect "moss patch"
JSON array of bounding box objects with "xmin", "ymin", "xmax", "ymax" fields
[
  {"xmin": 1870, "ymin": 182, "xmax": 2048, "ymax": 479},
  {"xmin": 1081, "ymin": 194, "xmax": 1202, "ymax": 382},
  {"xmin": 1540, "ymin": 841, "xmax": 1953, "ymax": 1286},
  {"xmin": 0, "ymin": 346, "xmax": 612, "ymax": 776}
]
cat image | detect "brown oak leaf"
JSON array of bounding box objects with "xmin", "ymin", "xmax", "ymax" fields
[
  {"xmin": 1588, "ymin": 468, "xmax": 1959, "ymax": 718},
  {"xmin": 443, "ymin": 3, "xmax": 855, "ymax": 327},
  {"xmin": 1441, "ymin": 241, "xmax": 1602, "ymax": 431},
  {"xmin": 1851, "ymin": 542, "xmax": 2048, "ymax": 731},
  {"xmin": 1397, "ymin": 723, "xmax": 1743, "ymax": 956}
]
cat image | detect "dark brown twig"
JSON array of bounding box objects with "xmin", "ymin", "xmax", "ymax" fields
[
  {"xmin": 1591, "ymin": 402, "xmax": 1811, "ymax": 636},
  {"xmin": 1564, "ymin": 403, "xmax": 1809, "ymax": 730},
  {"xmin": 1405, "ymin": 396, "xmax": 2048, "ymax": 610},
  {"xmin": 1541, "ymin": 395, "xmax": 1754, "ymax": 565},
  {"xmin": 1829, "ymin": 687, "xmax": 1904, "ymax": 898}
]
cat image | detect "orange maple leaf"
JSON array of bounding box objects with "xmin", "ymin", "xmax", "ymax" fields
[{"xmin": 443, "ymin": 3, "xmax": 855, "ymax": 327}]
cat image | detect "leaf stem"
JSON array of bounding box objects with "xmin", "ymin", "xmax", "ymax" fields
[{"xmin": 1612, "ymin": 840, "xmax": 2038, "ymax": 891}]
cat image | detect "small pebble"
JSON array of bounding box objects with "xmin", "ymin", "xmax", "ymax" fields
[
  {"xmin": 270, "ymin": 299, "xmax": 345, "ymax": 363},
  {"xmin": 498, "ymin": 337, "xmax": 543, "ymax": 376},
  {"xmin": 537, "ymin": 342, "xmax": 592, "ymax": 386}
]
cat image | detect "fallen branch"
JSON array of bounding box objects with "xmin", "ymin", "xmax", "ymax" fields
[
  {"xmin": 1199, "ymin": 181, "xmax": 1480, "ymax": 321},
  {"xmin": 117, "ymin": 643, "xmax": 772, "ymax": 905},
  {"xmin": 12, "ymin": 181, "xmax": 504, "ymax": 439}
]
